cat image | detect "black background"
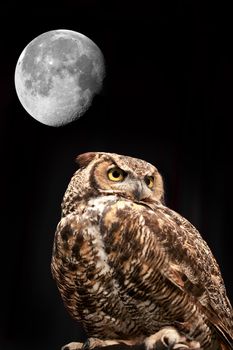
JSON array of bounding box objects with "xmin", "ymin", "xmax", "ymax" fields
[{"xmin": 0, "ymin": 1, "xmax": 232, "ymax": 350}]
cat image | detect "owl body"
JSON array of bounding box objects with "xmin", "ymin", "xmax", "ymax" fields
[{"xmin": 51, "ymin": 152, "xmax": 233, "ymax": 350}]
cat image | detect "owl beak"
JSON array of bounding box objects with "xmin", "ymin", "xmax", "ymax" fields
[{"xmin": 133, "ymin": 181, "xmax": 147, "ymax": 201}]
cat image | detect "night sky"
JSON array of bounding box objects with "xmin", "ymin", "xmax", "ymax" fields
[{"xmin": 0, "ymin": 2, "xmax": 233, "ymax": 350}]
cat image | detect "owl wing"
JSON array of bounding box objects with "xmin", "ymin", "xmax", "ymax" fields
[
  {"xmin": 153, "ymin": 205, "xmax": 233, "ymax": 348},
  {"xmin": 100, "ymin": 199, "xmax": 233, "ymax": 348}
]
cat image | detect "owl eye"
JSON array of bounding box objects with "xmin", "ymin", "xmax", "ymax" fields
[
  {"xmin": 145, "ymin": 176, "xmax": 154, "ymax": 189},
  {"xmin": 107, "ymin": 167, "xmax": 126, "ymax": 182}
]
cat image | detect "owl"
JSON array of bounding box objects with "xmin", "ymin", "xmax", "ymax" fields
[{"xmin": 51, "ymin": 152, "xmax": 233, "ymax": 350}]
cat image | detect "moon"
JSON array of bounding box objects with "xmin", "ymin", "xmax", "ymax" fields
[{"xmin": 14, "ymin": 29, "xmax": 105, "ymax": 127}]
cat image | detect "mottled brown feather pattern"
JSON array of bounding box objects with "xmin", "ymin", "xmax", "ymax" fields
[{"xmin": 51, "ymin": 152, "xmax": 233, "ymax": 350}]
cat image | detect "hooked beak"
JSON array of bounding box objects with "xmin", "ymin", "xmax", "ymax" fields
[{"xmin": 133, "ymin": 181, "xmax": 148, "ymax": 201}]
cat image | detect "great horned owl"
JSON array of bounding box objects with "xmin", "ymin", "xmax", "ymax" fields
[{"xmin": 51, "ymin": 152, "xmax": 233, "ymax": 350}]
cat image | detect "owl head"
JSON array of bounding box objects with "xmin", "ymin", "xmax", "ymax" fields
[{"xmin": 62, "ymin": 152, "xmax": 164, "ymax": 215}]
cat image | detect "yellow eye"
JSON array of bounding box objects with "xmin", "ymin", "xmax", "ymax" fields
[
  {"xmin": 107, "ymin": 167, "xmax": 126, "ymax": 182},
  {"xmin": 145, "ymin": 175, "xmax": 154, "ymax": 189}
]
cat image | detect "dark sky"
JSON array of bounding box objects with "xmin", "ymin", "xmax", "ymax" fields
[{"xmin": 0, "ymin": 1, "xmax": 233, "ymax": 350}]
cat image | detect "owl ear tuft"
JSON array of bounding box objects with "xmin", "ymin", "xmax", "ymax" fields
[{"xmin": 76, "ymin": 152, "xmax": 97, "ymax": 167}]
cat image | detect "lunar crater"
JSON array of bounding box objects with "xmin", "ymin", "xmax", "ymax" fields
[{"xmin": 15, "ymin": 29, "xmax": 105, "ymax": 126}]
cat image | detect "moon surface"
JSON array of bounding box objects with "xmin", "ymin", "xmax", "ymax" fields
[{"xmin": 15, "ymin": 29, "xmax": 105, "ymax": 127}]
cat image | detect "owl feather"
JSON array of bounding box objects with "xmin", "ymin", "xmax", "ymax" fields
[{"xmin": 51, "ymin": 152, "xmax": 233, "ymax": 350}]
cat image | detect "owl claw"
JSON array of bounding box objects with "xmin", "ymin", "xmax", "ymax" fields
[
  {"xmin": 82, "ymin": 338, "xmax": 106, "ymax": 349},
  {"xmin": 62, "ymin": 337, "xmax": 140, "ymax": 350},
  {"xmin": 144, "ymin": 327, "xmax": 200, "ymax": 350},
  {"xmin": 81, "ymin": 337, "xmax": 125, "ymax": 349},
  {"xmin": 61, "ymin": 342, "xmax": 83, "ymax": 350},
  {"xmin": 82, "ymin": 339, "xmax": 91, "ymax": 350}
]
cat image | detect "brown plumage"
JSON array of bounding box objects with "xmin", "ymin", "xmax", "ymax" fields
[{"xmin": 51, "ymin": 152, "xmax": 233, "ymax": 350}]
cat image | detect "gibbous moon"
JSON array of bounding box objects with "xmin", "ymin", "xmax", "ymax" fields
[{"xmin": 14, "ymin": 29, "xmax": 105, "ymax": 127}]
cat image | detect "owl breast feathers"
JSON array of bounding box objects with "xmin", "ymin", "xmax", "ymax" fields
[{"xmin": 51, "ymin": 152, "xmax": 233, "ymax": 350}]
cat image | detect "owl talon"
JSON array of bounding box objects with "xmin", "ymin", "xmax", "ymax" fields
[
  {"xmin": 80, "ymin": 337, "xmax": 138, "ymax": 349},
  {"xmin": 82, "ymin": 339, "xmax": 91, "ymax": 350},
  {"xmin": 172, "ymin": 345, "xmax": 189, "ymax": 350},
  {"xmin": 61, "ymin": 342, "xmax": 83, "ymax": 350},
  {"xmin": 82, "ymin": 337, "xmax": 105, "ymax": 349},
  {"xmin": 144, "ymin": 327, "xmax": 200, "ymax": 350},
  {"xmin": 81, "ymin": 337, "xmax": 120, "ymax": 349}
]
